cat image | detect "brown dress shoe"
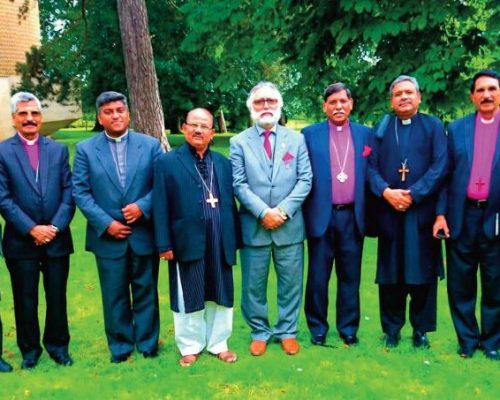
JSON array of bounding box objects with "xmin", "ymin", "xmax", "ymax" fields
[
  {"xmin": 179, "ymin": 353, "xmax": 199, "ymax": 367},
  {"xmin": 281, "ymin": 338, "xmax": 300, "ymax": 355},
  {"xmin": 249, "ymin": 340, "xmax": 267, "ymax": 356}
]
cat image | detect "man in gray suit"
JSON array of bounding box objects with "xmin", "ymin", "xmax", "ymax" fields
[
  {"xmin": 230, "ymin": 82, "xmax": 312, "ymax": 356},
  {"xmin": 73, "ymin": 91, "xmax": 162, "ymax": 363}
]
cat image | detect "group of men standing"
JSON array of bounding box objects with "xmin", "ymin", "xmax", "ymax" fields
[{"xmin": 0, "ymin": 69, "xmax": 498, "ymax": 372}]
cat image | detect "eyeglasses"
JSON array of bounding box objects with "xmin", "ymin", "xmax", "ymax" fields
[
  {"xmin": 185, "ymin": 123, "xmax": 213, "ymax": 132},
  {"xmin": 253, "ymin": 98, "xmax": 279, "ymax": 107},
  {"xmin": 15, "ymin": 110, "xmax": 42, "ymax": 118}
]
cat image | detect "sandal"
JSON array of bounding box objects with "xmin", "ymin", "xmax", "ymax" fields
[
  {"xmin": 217, "ymin": 351, "xmax": 237, "ymax": 363},
  {"xmin": 179, "ymin": 353, "xmax": 199, "ymax": 367}
]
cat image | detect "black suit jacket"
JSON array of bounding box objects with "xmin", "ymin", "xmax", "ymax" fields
[{"xmin": 153, "ymin": 143, "xmax": 240, "ymax": 265}]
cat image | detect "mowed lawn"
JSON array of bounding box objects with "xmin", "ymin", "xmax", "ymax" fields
[{"xmin": 0, "ymin": 130, "xmax": 497, "ymax": 399}]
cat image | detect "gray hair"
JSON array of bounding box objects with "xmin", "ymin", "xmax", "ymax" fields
[
  {"xmin": 246, "ymin": 81, "xmax": 283, "ymax": 111},
  {"xmin": 11, "ymin": 92, "xmax": 42, "ymax": 114},
  {"xmin": 96, "ymin": 91, "xmax": 128, "ymax": 112},
  {"xmin": 389, "ymin": 75, "xmax": 420, "ymax": 95}
]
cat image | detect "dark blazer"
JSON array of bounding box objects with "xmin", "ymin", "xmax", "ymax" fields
[
  {"xmin": 72, "ymin": 130, "xmax": 162, "ymax": 258},
  {"xmin": 368, "ymin": 113, "xmax": 448, "ymax": 239},
  {"xmin": 0, "ymin": 134, "xmax": 74, "ymax": 258},
  {"xmin": 153, "ymin": 143, "xmax": 239, "ymax": 265},
  {"xmin": 302, "ymin": 120, "xmax": 372, "ymax": 237},
  {"xmin": 437, "ymin": 113, "xmax": 500, "ymax": 239}
]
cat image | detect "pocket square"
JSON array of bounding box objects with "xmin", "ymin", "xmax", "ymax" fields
[
  {"xmin": 362, "ymin": 145, "xmax": 372, "ymax": 157},
  {"xmin": 282, "ymin": 151, "xmax": 294, "ymax": 167}
]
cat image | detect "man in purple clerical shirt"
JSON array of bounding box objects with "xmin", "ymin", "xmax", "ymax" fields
[
  {"xmin": 433, "ymin": 70, "xmax": 500, "ymax": 361},
  {"xmin": 302, "ymin": 83, "xmax": 372, "ymax": 346},
  {"xmin": 0, "ymin": 92, "xmax": 75, "ymax": 370}
]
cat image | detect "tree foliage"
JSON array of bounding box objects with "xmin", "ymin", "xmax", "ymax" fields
[
  {"xmin": 14, "ymin": 0, "xmax": 499, "ymax": 129},
  {"xmin": 181, "ymin": 0, "xmax": 499, "ymax": 123}
]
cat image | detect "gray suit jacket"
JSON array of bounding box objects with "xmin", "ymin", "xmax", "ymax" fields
[
  {"xmin": 72, "ymin": 130, "xmax": 162, "ymax": 258},
  {"xmin": 230, "ymin": 124, "xmax": 312, "ymax": 246}
]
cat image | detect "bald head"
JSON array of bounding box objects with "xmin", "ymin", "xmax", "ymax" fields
[{"xmin": 186, "ymin": 108, "xmax": 213, "ymax": 128}]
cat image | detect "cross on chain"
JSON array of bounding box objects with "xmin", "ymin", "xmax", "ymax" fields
[
  {"xmin": 206, "ymin": 192, "xmax": 219, "ymax": 208},
  {"xmin": 399, "ymin": 162, "xmax": 410, "ymax": 182}
]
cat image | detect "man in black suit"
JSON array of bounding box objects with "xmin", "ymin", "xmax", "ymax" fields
[
  {"xmin": 0, "ymin": 92, "xmax": 75, "ymax": 370},
  {"xmin": 153, "ymin": 108, "xmax": 240, "ymax": 367}
]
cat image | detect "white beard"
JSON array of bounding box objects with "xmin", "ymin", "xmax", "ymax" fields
[{"xmin": 251, "ymin": 107, "xmax": 282, "ymax": 127}]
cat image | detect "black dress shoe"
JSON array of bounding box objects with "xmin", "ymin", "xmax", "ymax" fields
[
  {"xmin": 142, "ymin": 349, "xmax": 158, "ymax": 358},
  {"xmin": 483, "ymin": 349, "xmax": 499, "ymax": 361},
  {"xmin": 310, "ymin": 335, "xmax": 326, "ymax": 346},
  {"xmin": 0, "ymin": 357, "xmax": 13, "ymax": 373},
  {"xmin": 384, "ymin": 333, "xmax": 400, "ymax": 348},
  {"xmin": 50, "ymin": 353, "xmax": 73, "ymax": 366},
  {"xmin": 21, "ymin": 358, "xmax": 38, "ymax": 370},
  {"xmin": 412, "ymin": 331, "xmax": 430, "ymax": 348},
  {"xmin": 110, "ymin": 352, "xmax": 131, "ymax": 364},
  {"xmin": 341, "ymin": 335, "xmax": 359, "ymax": 346},
  {"xmin": 458, "ymin": 347, "xmax": 476, "ymax": 358}
]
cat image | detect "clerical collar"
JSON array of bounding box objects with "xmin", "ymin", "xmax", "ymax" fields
[
  {"xmin": 18, "ymin": 132, "xmax": 39, "ymax": 146},
  {"xmin": 105, "ymin": 130, "xmax": 129, "ymax": 143},
  {"xmin": 328, "ymin": 120, "xmax": 349, "ymax": 132},
  {"xmin": 401, "ymin": 118, "xmax": 412, "ymax": 125},
  {"xmin": 479, "ymin": 116, "xmax": 495, "ymax": 125}
]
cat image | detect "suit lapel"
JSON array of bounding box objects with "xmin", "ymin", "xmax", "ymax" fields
[
  {"xmin": 95, "ymin": 132, "xmax": 122, "ymax": 192},
  {"xmin": 246, "ymin": 127, "xmax": 272, "ymax": 178},
  {"xmin": 12, "ymin": 135, "xmax": 40, "ymax": 193},
  {"xmin": 351, "ymin": 122, "xmax": 364, "ymax": 183},
  {"xmin": 177, "ymin": 144, "xmax": 202, "ymax": 184},
  {"xmin": 38, "ymin": 136, "xmax": 49, "ymax": 196},
  {"xmin": 271, "ymin": 126, "xmax": 289, "ymax": 182},
  {"xmin": 491, "ymin": 116, "xmax": 500, "ymax": 170},
  {"xmin": 464, "ymin": 114, "xmax": 475, "ymax": 170},
  {"xmin": 123, "ymin": 131, "xmax": 143, "ymax": 195}
]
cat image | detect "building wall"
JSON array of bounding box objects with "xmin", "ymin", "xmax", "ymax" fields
[
  {"xmin": 0, "ymin": 0, "xmax": 41, "ymax": 76},
  {"xmin": 0, "ymin": 1, "xmax": 81, "ymax": 139}
]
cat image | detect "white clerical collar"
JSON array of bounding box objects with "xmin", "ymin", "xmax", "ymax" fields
[
  {"xmin": 105, "ymin": 130, "xmax": 129, "ymax": 143},
  {"xmin": 401, "ymin": 118, "xmax": 412, "ymax": 125},
  {"xmin": 479, "ymin": 116, "xmax": 495, "ymax": 124},
  {"xmin": 18, "ymin": 132, "xmax": 39, "ymax": 145}
]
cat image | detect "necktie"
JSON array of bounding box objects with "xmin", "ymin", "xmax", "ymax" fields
[{"xmin": 263, "ymin": 130, "xmax": 272, "ymax": 160}]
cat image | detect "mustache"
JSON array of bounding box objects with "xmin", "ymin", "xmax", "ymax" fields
[
  {"xmin": 480, "ymin": 99, "xmax": 494, "ymax": 104},
  {"xmin": 22, "ymin": 121, "xmax": 38, "ymax": 127}
]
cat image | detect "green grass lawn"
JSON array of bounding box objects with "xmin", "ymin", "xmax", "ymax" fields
[{"xmin": 0, "ymin": 130, "xmax": 497, "ymax": 399}]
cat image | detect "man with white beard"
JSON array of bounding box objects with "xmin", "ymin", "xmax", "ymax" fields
[{"xmin": 230, "ymin": 82, "xmax": 312, "ymax": 356}]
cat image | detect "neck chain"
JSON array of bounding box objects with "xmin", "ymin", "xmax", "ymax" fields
[
  {"xmin": 394, "ymin": 118, "xmax": 410, "ymax": 182},
  {"xmin": 331, "ymin": 130, "xmax": 350, "ymax": 183},
  {"xmin": 194, "ymin": 160, "xmax": 219, "ymax": 208}
]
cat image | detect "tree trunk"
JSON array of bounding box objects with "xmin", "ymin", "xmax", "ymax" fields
[
  {"xmin": 116, "ymin": 0, "xmax": 170, "ymax": 151},
  {"xmin": 217, "ymin": 109, "xmax": 227, "ymax": 133}
]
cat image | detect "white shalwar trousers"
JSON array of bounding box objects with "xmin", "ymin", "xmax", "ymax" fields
[{"xmin": 173, "ymin": 263, "xmax": 233, "ymax": 356}]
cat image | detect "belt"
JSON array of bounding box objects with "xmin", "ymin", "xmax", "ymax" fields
[
  {"xmin": 466, "ymin": 198, "xmax": 488, "ymax": 208},
  {"xmin": 333, "ymin": 203, "xmax": 354, "ymax": 211}
]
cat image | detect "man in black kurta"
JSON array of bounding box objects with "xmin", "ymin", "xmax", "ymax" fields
[
  {"xmin": 367, "ymin": 76, "xmax": 447, "ymax": 348},
  {"xmin": 153, "ymin": 108, "xmax": 239, "ymax": 367}
]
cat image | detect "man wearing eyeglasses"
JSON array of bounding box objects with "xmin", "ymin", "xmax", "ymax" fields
[
  {"xmin": 230, "ymin": 82, "xmax": 312, "ymax": 356},
  {"xmin": 0, "ymin": 92, "xmax": 75, "ymax": 370},
  {"xmin": 73, "ymin": 91, "xmax": 162, "ymax": 363},
  {"xmin": 153, "ymin": 108, "xmax": 240, "ymax": 367}
]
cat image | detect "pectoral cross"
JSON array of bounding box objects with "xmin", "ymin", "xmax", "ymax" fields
[
  {"xmin": 206, "ymin": 192, "xmax": 219, "ymax": 208},
  {"xmin": 475, "ymin": 177, "xmax": 485, "ymax": 192},
  {"xmin": 399, "ymin": 161, "xmax": 410, "ymax": 182}
]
